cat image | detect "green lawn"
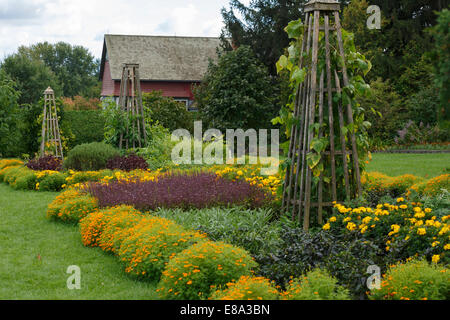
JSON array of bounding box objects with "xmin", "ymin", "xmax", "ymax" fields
[
  {"xmin": 366, "ymin": 153, "xmax": 450, "ymax": 178},
  {"xmin": 0, "ymin": 184, "xmax": 158, "ymax": 299}
]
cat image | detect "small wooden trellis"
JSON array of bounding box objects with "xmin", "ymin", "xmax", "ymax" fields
[
  {"xmin": 40, "ymin": 87, "xmax": 63, "ymax": 159},
  {"xmin": 118, "ymin": 63, "xmax": 147, "ymax": 149},
  {"xmin": 282, "ymin": 0, "xmax": 362, "ymax": 230}
]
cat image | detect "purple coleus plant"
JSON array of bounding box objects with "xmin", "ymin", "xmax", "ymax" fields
[{"xmin": 88, "ymin": 172, "xmax": 273, "ymax": 211}]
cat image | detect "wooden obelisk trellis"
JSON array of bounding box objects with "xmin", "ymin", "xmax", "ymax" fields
[
  {"xmin": 118, "ymin": 63, "xmax": 147, "ymax": 149},
  {"xmin": 282, "ymin": 0, "xmax": 362, "ymax": 230},
  {"xmin": 40, "ymin": 87, "xmax": 63, "ymax": 159}
]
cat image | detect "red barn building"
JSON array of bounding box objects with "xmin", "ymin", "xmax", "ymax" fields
[{"xmin": 99, "ymin": 34, "xmax": 221, "ymax": 109}]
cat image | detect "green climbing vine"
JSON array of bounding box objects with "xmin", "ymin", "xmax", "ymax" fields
[{"xmin": 273, "ymin": 18, "xmax": 373, "ymax": 200}]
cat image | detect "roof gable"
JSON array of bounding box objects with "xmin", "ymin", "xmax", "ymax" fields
[{"xmin": 101, "ymin": 34, "xmax": 221, "ymax": 82}]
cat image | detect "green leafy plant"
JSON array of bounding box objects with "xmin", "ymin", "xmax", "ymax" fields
[
  {"xmin": 194, "ymin": 45, "xmax": 276, "ymax": 131},
  {"xmin": 157, "ymin": 240, "xmax": 257, "ymax": 300},
  {"xmin": 368, "ymin": 259, "xmax": 450, "ymax": 300},
  {"xmin": 142, "ymin": 91, "xmax": 194, "ymax": 132},
  {"xmin": 118, "ymin": 217, "xmax": 207, "ymax": 281},
  {"xmin": 282, "ymin": 268, "xmax": 351, "ymax": 300},
  {"xmin": 63, "ymin": 142, "xmax": 120, "ymax": 171},
  {"xmin": 210, "ymin": 275, "xmax": 280, "ymax": 300},
  {"xmin": 274, "ymin": 18, "xmax": 372, "ymax": 202}
]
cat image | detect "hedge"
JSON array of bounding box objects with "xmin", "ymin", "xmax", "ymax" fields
[{"xmin": 64, "ymin": 110, "xmax": 105, "ymax": 148}]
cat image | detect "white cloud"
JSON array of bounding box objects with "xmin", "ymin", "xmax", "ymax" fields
[{"xmin": 0, "ymin": 0, "xmax": 233, "ymax": 59}]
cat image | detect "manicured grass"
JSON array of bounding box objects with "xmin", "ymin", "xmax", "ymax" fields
[
  {"xmin": 367, "ymin": 153, "xmax": 450, "ymax": 178},
  {"xmin": 0, "ymin": 184, "xmax": 158, "ymax": 299}
]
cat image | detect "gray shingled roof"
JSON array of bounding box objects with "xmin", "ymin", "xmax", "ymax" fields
[{"xmin": 103, "ymin": 34, "xmax": 221, "ymax": 81}]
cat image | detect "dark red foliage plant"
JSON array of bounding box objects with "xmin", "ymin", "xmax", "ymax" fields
[
  {"xmin": 106, "ymin": 154, "xmax": 148, "ymax": 172},
  {"xmin": 88, "ymin": 172, "xmax": 273, "ymax": 211},
  {"xmin": 26, "ymin": 155, "xmax": 62, "ymax": 171}
]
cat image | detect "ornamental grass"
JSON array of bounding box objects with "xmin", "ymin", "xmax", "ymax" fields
[{"xmin": 87, "ymin": 172, "xmax": 273, "ymax": 211}]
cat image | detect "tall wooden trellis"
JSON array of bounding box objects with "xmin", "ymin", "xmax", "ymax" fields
[
  {"xmin": 282, "ymin": 0, "xmax": 362, "ymax": 230},
  {"xmin": 40, "ymin": 87, "xmax": 63, "ymax": 159},
  {"xmin": 118, "ymin": 63, "xmax": 147, "ymax": 149}
]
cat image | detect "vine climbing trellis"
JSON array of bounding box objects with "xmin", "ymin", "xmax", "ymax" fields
[
  {"xmin": 40, "ymin": 87, "xmax": 63, "ymax": 159},
  {"xmin": 280, "ymin": 0, "xmax": 371, "ymax": 230},
  {"xmin": 118, "ymin": 63, "xmax": 147, "ymax": 150}
]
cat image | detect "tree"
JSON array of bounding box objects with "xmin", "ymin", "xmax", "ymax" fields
[
  {"xmin": 142, "ymin": 91, "xmax": 194, "ymax": 133},
  {"xmin": 17, "ymin": 42, "xmax": 100, "ymax": 98},
  {"xmin": 0, "ymin": 70, "xmax": 21, "ymax": 157},
  {"xmin": 342, "ymin": 0, "xmax": 448, "ymax": 86},
  {"xmin": 221, "ymin": 0, "xmax": 307, "ymax": 76},
  {"xmin": 431, "ymin": 8, "xmax": 450, "ymax": 124},
  {"xmin": 194, "ymin": 46, "xmax": 275, "ymax": 131},
  {"xmin": 0, "ymin": 53, "xmax": 61, "ymax": 106}
]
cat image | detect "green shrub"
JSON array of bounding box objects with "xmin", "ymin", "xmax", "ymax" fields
[
  {"xmin": 0, "ymin": 159, "xmax": 23, "ymax": 170},
  {"xmin": 64, "ymin": 110, "xmax": 105, "ymax": 148},
  {"xmin": 0, "ymin": 165, "xmax": 21, "ymax": 183},
  {"xmin": 194, "ymin": 46, "xmax": 275, "ymax": 131},
  {"xmin": 65, "ymin": 169, "xmax": 114, "ymax": 185},
  {"xmin": 368, "ymin": 259, "xmax": 450, "ymax": 300},
  {"xmin": 79, "ymin": 205, "xmax": 141, "ymax": 248},
  {"xmin": 283, "ymin": 269, "xmax": 351, "ymax": 300},
  {"xmin": 48, "ymin": 195, "xmax": 98, "ymax": 224},
  {"xmin": 210, "ymin": 275, "xmax": 280, "ymax": 300},
  {"xmin": 63, "ymin": 142, "xmax": 120, "ymax": 171},
  {"xmin": 13, "ymin": 171, "xmax": 38, "ymax": 190},
  {"xmin": 157, "ymin": 240, "xmax": 257, "ymax": 300},
  {"xmin": 38, "ymin": 172, "xmax": 67, "ymax": 191},
  {"xmin": 255, "ymin": 226, "xmax": 382, "ymax": 298},
  {"xmin": 3, "ymin": 166, "xmax": 32, "ymax": 188},
  {"xmin": 143, "ymin": 91, "xmax": 194, "ymax": 132},
  {"xmin": 135, "ymin": 125, "xmax": 175, "ymax": 170},
  {"xmin": 118, "ymin": 217, "xmax": 207, "ymax": 281},
  {"xmin": 47, "ymin": 189, "xmax": 84, "ymax": 219}
]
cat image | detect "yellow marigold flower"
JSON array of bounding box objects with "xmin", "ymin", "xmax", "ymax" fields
[
  {"xmin": 346, "ymin": 222, "xmax": 356, "ymax": 231},
  {"xmin": 438, "ymin": 226, "xmax": 449, "ymax": 236},
  {"xmin": 343, "ymin": 217, "xmax": 351, "ymax": 223},
  {"xmin": 329, "ymin": 216, "xmax": 337, "ymax": 222},
  {"xmin": 432, "ymin": 255, "xmax": 440, "ymax": 264},
  {"xmin": 431, "ymin": 241, "xmax": 440, "ymax": 247},
  {"xmin": 417, "ymin": 228, "xmax": 426, "ymax": 236},
  {"xmin": 390, "ymin": 224, "xmax": 400, "ymax": 234},
  {"xmin": 396, "ymin": 197, "xmax": 404, "ymax": 203},
  {"xmin": 362, "ymin": 216, "xmax": 372, "ymax": 224},
  {"xmin": 424, "ymin": 208, "xmax": 432, "ymax": 213},
  {"xmin": 399, "ymin": 204, "xmax": 407, "ymax": 209},
  {"xmin": 322, "ymin": 223, "xmax": 331, "ymax": 230},
  {"xmin": 444, "ymin": 244, "xmax": 450, "ymax": 250}
]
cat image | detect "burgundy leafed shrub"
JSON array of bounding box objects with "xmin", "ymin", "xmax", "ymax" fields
[
  {"xmin": 88, "ymin": 172, "xmax": 272, "ymax": 210},
  {"xmin": 106, "ymin": 154, "xmax": 148, "ymax": 172},
  {"xmin": 26, "ymin": 155, "xmax": 62, "ymax": 171}
]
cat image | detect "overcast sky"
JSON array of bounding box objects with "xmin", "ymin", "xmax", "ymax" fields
[{"xmin": 0, "ymin": 0, "xmax": 251, "ymax": 60}]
